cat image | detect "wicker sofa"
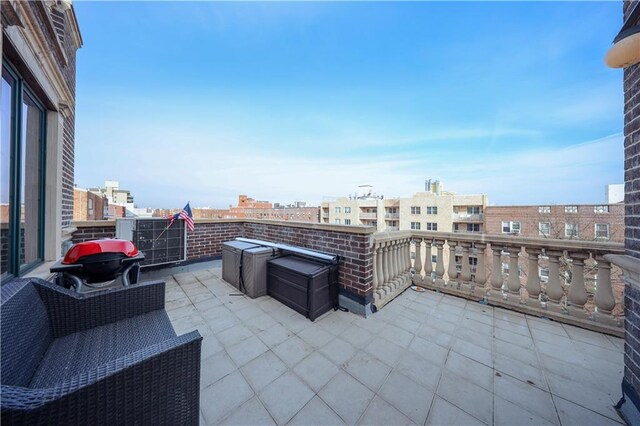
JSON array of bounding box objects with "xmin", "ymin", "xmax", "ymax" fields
[{"xmin": 0, "ymin": 277, "xmax": 202, "ymax": 425}]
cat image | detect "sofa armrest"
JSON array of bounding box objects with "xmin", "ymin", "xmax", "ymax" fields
[
  {"xmin": 35, "ymin": 279, "xmax": 166, "ymax": 338},
  {"xmin": 1, "ymin": 331, "xmax": 202, "ymax": 425}
]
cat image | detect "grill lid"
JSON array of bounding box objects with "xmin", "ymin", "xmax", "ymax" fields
[{"xmin": 62, "ymin": 239, "xmax": 139, "ymax": 264}]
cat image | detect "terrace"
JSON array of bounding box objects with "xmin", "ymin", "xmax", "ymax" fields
[{"xmin": 71, "ymin": 218, "xmax": 627, "ymax": 425}]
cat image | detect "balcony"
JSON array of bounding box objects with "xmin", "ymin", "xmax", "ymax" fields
[
  {"xmin": 452, "ymin": 213, "xmax": 484, "ymax": 222},
  {"xmin": 68, "ymin": 220, "xmax": 625, "ymax": 425},
  {"xmin": 384, "ymin": 213, "xmax": 399, "ymax": 219},
  {"xmin": 360, "ymin": 212, "xmax": 378, "ymax": 220}
]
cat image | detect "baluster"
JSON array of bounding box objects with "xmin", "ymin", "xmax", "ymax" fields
[
  {"xmin": 390, "ymin": 240, "xmax": 400, "ymax": 289},
  {"xmin": 525, "ymin": 247, "xmax": 542, "ymax": 305},
  {"xmin": 414, "ymin": 238, "xmax": 423, "ymax": 280},
  {"xmin": 372, "ymin": 242, "xmax": 379, "ymax": 294},
  {"xmin": 545, "ymin": 250, "xmax": 564, "ymax": 312},
  {"xmin": 376, "ymin": 242, "xmax": 385, "ymax": 297},
  {"xmin": 434, "ymin": 240, "xmax": 446, "ymax": 286},
  {"xmin": 594, "ymin": 256, "xmax": 616, "ymax": 324},
  {"xmin": 474, "ymin": 243, "xmax": 487, "ymax": 295},
  {"xmin": 567, "ymin": 252, "xmax": 589, "ymax": 317},
  {"xmin": 506, "ymin": 246, "xmax": 522, "ymax": 302},
  {"xmin": 424, "ymin": 239, "xmax": 433, "ymax": 282},
  {"xmin": 447, "ymin": 241, "xmax": 458, "ymax": 287},
  {"xmin": 490, "ymin": 245, "xmax": 503, "ymax": 298},
  {"xmin": 382, "ymin": 242, "xmax": 392, "ymax": 295},
  {"xmin": 460, "ymin": 242, "xmax": 472, "ymax": 290}
]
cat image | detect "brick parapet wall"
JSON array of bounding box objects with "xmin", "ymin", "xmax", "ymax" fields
[{"xmin": 69, "ymin": 220, "xmax": 376, "ymax": 299}]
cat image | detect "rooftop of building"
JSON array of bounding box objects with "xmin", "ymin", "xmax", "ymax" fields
[{"xmin": 145, "ymin": 261, "xmax": 625, "ymax": 426}]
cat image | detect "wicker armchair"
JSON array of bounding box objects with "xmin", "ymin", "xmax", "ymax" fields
[{"xmin": 1, "ymin": 277, "xmax": 202, "ymax": 425}]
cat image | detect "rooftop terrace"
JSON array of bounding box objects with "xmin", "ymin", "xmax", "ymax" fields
[{"xmin": 148, "ymin": 261, "xmax": 625, "ymax": 426}]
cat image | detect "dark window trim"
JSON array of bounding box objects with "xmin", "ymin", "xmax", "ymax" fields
[{"xmin": 2, "ymin": 59, "xmax": 47, "ymax": 283}]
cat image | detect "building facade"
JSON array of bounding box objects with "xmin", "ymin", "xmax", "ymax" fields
[
  {"xmin": 484, "ymin": 204, "xmax": 624, "ymax": 243},
  {"xmin": 88, "ymin": 180, "xmax": 134, "ymax": 205},
  {"xmin": 1, "ymin": 0, "xmax": 82, "ymax": 281},
  {"xmin": 73, "ymin": 188, "xmax": 108, "ymax": 221},
  {"xmin": 321, "ymin": 182, "xmax": 488, "ymax": 233}
]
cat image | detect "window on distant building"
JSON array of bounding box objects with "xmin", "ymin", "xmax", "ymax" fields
[
  {"xmin": 386, "ymin": 207, "xmax": 398, "ymax": 214},
  {"xmin": 539, "ymin": 222, "xmax": 551, "ymax": 237},
  {"xmin": 411, "ymin": 222, "xmax": 421, "ymax": 230},
  {"xmin": 426, "ymin": 206, "xmax": 437, "ymax": 214},
  {"xmin": 565, "ymin": 223, "xmax": 578, "ymax": 239},
  {"xmin": 335, "ymin": 219, "xmax": 341, "ymax": 225},
  {"xmin": 467, "ymin": 206, "xmax": 481, "ymax": 214},
  {"xmin": 88, "ymin": 198, "xmax": 94, "ymax": 215},
  {"xmin": 539, "ymin": 206, "xmax": 551, "ymax": 213},
  {"xmin": 595, "ymin": 223, "xmax": 610, "ymax": 240},
  {"xmin": 335, "ymin": 207, "xmax": 341, "ymax": 214},
  {"xmin": 344, "ymin": 207, "xmax": 351, "ymax": 214},
  {"xmin": 1, "ymin": 64, "xmax": 46, "ymax": 281},
  {"xmin": 411, "ymin": 206, "xmax": 421, "ymax": 215},
  {"xmin": 467, "ymin": 223, "xmax": 480, "ymax": 232},
  {"xmin": 594, "ymin": 205, "xmax": 610, "ymax": 213},
  {"xmin": 426, "ymin": 222, "xmax": 437, "ymax": 231},
  {"xmin": 344, "ymin": 219, "xmax": 351, "ymax": 225},
  {"xmin": 539, "ymin": 267, "xmax": 550, "ymax": 282},
  {"xmin": 502, "ymin": 221, "xmax": 521, "ymax": 234},
  {"xmin": 565, "ymin": 206, "xmax": 578, "ymax": 213}
]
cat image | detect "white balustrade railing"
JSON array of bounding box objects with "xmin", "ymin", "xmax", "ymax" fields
[{"xmin": 372, "ymin": 230, "xmax": 625, "ymax": 335}]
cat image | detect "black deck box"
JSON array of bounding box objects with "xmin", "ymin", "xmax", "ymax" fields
[{"xmin": 267, "ymin": 255, "xmax": 338, "ymax": 321}]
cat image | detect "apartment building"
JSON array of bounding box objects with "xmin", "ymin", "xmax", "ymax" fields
[
  {"xmin": 321, "ymin": 180, "xmax": 488, "ymax": 232},
  {"xmin": 73, "ymin": 188, "xmax": 108, "ymax": 221},
  {"xmin": 1, "ymin": 0, "xmax": 82, "ymax": 280},
  {"xmin": 88, "ymin": 180, "xmax": 134, "ymax": 205},
  {"xmin": 484, "ymin": 204, "xmax": 624, "ymax": 243}
]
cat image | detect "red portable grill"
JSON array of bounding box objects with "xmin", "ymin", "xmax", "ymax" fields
[{"xmin": 51, "ymin": 239, "xmax": 145, "ymax": 292}]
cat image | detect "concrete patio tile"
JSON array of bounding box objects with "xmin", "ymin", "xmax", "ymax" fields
[
  {"xmin": 205, "ymin": 312, "xmax": 240, "ymax": 334},
  {"xmin": 240, "ymin": 350, "xmax": 288, "ymax": 392},
  {"xmin": 280, "ymin": 312, "xmax": 315, "ymax": 334},
  {"xmin": 395, "ymin": 350, "xmax": 442, "ymax": 391},
  {"xmin": 380, "ymin": 324, "xmax": 415, "ymax": 348},
  {"xmin": 244, "ymin": 312, "xmax": 279, "ymax": 334},
  {"xmin": 493, "ymin": 318, "xmax": 530, "ymax": 336},
  {"xmin": 437, "ymin": 371, "xmax": 493, "ymax": 425},
  {"xmin": 494, "ymin": 352, "xmax": 547, "ymax": 391},
  {"xmin": 417, "ymin": 324, "xmax": 454, "ymax": 348},
  {"xmin": 494, "ymin": 395, "xmax": 556, "ymax": 426},
  {"xmin": 423, "ymin": 318, "xmax": 457, "ymax": 335},
  {"xmin": 444, "ymin": 351, "xmax": 493, "ymax": 392},
  {"xmin": 189, "ymin": 291, "xmax": 216, "ymax": 304},
  {"xmin": 227, "ymin": 335, "xmax": 269, "ymax": 367},
  {"xmin": 166, "ymin": 297, "xmax": 192, "ymax": 312},
  {"xmin": 462, "ymin": 309, "xmax": 493, "ymax": 326},
  {"xmin": 317, "ymin": 312, "xmax": 354, "ymax": 336},
  {"xmin": 216, "ymin": 324, "xmax": 254, "ymax": 347},
  {"xmin": 460, "ymin": 318, "xmax": 493, "ymax": 337},
  {"xmin": 493, "ymin": 339, "xmax": 540, "ymax": 367},
  {"xmin": 493, "ymin": 308, "xmax": 527, "ymax": 326},
  {"xmin": 288, "ymin": 396, "xmax": 345, "ymax": 426},
  {"xmin": 392, "ymin": 314, "xmax": 422, "ymax": 334},
  {"xmin": 293, "ymin": 351, "xmax": 340, "ymax": 392},
  {"xmin": 343, "ymin": 350, "xmax": 392, "ymax": 393},
  {"xmin": 297, "ymin": 325, "xmax": 335, "ymax": 349},
  {"xmin": 378, "ymin": 371, "xmax": 434, "ymax": 425},
  {"xmin": 201, "ymin": 334, "xmax": 224, "ymax": 360},
  {"xmin": 426, "ymin": 396, "xmax": 486, "ymax": 426},
  {"xmin": 273, "ymin": 336, "xmax": 315, "ymax": 367},
  {"xmin": 358, "ymin": 395, "xmax": 416, "ymax": 426},
  {"xmin": 352, "ymin": 315, "xmax": 386, "ymax": 334},
  {"xmin": 534, "ymin": 339, "xmax": 584, "ymax": 364},
  {"xmin": 220, "ymin": 396, "xmax": 276, "ymax": 426},
  {"xmin": 319, "ymin": 337, "xmax": 359, "ymax": 366},
  {"xmin": 199, "ymin": 304, "xmax": 233, "ymax": 322},
  {"xmin": 200, "ymin": 351, "xmax": 237, "ymax": 390},
  {"xmin": 493, "ymin": 327, "xmax": 535, "ymax": 349},
  {"xmin": 493, "ymin": 372, "xmax": 558, "ymax": 425},
  {"xmin": 553, "ymin": 395, "xmax": 625, "ymax": 426},
  {"xmin": 451, "ymin": 340, "xmax": 492, "ymax": 368},
  {"xmin": 200, "ymin": 371, "xmax": 254, "ymax": 424},
  {"xmin": 233, "ymin": 305, "xmax": 265, "ymax": 322},
  {"xmin": 572, "ymin": 339, "xmax": 623, "ymax": 365},
  {"xmin": 454, "ymin": 326, "xmax": 493, "ymax": 350},
  {"xmin": 194, "ymin": 297, "xmax": 223, "ymax": 313},
  {"xmin": 259, "ymin": 372, "xmax": 315, "ymax": 425},
  {"xmin": 167, "ymin": 304, "xmax": 198, "ymax": 322},
  {"xmin": 408, "ymin": 336, "xmax": 449, "ymax": 366},
  {"xmin": 546, "ymin": 374, "xmax": 620, "ymax": 421},
  {"xmin": 364, "ymin": 336, "xmax": 405, "ymax": 367},
  {"xmin": 340, "ymin": 324, "xmax": 374, "ymax": 349},
  {"xmin": 527, "ymin": 318, "xmax": 569, "ymax": 338},
  {"xmin": 257, "ymin": 323, "xmax": 294, "ymax": 348},
  {"xmin": 563, "ymin": 323, "xmax": 617, "ymax": 350},
  {"xmin": 319, "ymin": 371, "xmax": 375, "ymax": 425}
]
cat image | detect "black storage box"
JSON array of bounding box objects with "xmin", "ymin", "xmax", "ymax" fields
[{"xmin": 267, "ymin": 255, "xmax": 338, "ymax": 321}]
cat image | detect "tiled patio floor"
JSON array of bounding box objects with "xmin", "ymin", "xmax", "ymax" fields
[{"xmin": 153, "ymin": 264, "xmax": 625, "ymax": 425}]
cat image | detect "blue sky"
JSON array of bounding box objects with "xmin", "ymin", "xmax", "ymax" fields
[{"xmin": 74, "ymin": 1, "xmax": 624, "ymax": 209}]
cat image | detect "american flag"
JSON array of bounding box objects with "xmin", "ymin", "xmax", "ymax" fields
[{"xmin": 168, "ymin": 202, "xmax": 194, "ymax": 231}]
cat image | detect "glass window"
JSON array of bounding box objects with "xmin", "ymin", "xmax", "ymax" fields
[
  {"xmin": 538, "ymin": 222, "xmax": 551, "ymax": 237},
  {"xmin": 594, "ymin": 205, "xmax": 610, "ymax": 213},
  {"xmin": 411, "ymin": 222, "xmax": 421, "ymax": 230},
  {"xmin": 565, "ymin": 223, "xmax": 578, "ymax": 238},
  {"xmin": 344, "ymin": 219, "xmax": 351, "ymax": 225},
  {"xmin": 467, "ymin": 223, "xmax": 480, "ymax": 232},
  {"xmin": 502, "ymin": 221, "xmax": 521, "ymax": 234},
  {"xmin": 426, "ymin": 206, "xmax": 437, "ymax": 214},
  {"xmin": 334, "ymin": 219, "xmax": 341, "ymax": 225},
  {"xmin": 344, "ymin": 207, "xmax": 351, "ymax": 214},
  {"xmin": 411, "ymin": 206, "xmax": 420, "ymax": 215},
  {"xmin": 426, "ymin": 222, "xmax": 437, "ymax": 231},
  {"xmin": 565, "ymin": 206, "xmax": 578, "ymax": 213},
  {"xmin": 334, "ymin": 207, "xmax": 341, "ymax": 214},
  {"xmin": 539, "ymin": 206, "xmax": 551, "ymax": 213},
  {"xmin": 595, "ymin": 223, "xmax": 610, "ymax": 240},
  {"xmin": 1, "ymin": 64, "xmax": 45, "ymax": 281},
  {"xmin": 467, "ymin": 206, "xmax": 480, "ymax": 214}
]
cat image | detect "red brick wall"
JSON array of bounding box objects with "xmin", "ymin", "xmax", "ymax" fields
[
  {"xmin": 71, "ymin": 224, "xmax": 116, "ymax": 243},
  {"xmin": 186, "ymin": 221, "xmax": 245, "ymax": 260}
]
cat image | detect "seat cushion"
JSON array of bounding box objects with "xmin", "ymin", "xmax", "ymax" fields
[{"xmin": 29, "ymin": 310, "xmax": 176, "ymax": 389}]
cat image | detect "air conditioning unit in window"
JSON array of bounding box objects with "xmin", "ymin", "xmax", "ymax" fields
[{"xmin": 115, "ymin": 218, "xmax": 186, "ymax": 267}]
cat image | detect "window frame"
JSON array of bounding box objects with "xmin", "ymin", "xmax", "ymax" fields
[
  {"xmin": 344, "ymin": 207, "xmax": 351, "ymax": 214},
  {"xmin": 595, "ymin": 223, "xmax": 610, "ymax": 240},
  {"xmin": 594, "ymin": 205, "xmax": 610, "ymax": 213},
  {"xmin": 538, "ymin": 221, "xmax": 551, "ymax": 237},
  {"xmin": 426, "ymin": 222, "xmax": 437, "ymax": 231},
  {"xmin": 410, "ymin": 221, "xmax": 421, "ymax": 230},
  {"xmin": 1, "ymin": 62, "xmax": 47, "ymax": 282},
  {"xmin": 410, "ymin": 206, "xmax": 421, "ymax": 215},
  {"xmin": 539, "ymin": 206, "xmax": 551, "ymax": 214},
  {"xmin": 426, "ymin": 206, "xmax": 437, "ymax": 215},
  {"xmin": 564, "ymin": 206, "xmax": 578, "ymax": 214},
  {"xmin": 501, "ymin": 220, "xmax": 521, "ymax": 234},
  {"xmin": 565, "ymin": 222, "xmax": 578, "ymax": 238}
]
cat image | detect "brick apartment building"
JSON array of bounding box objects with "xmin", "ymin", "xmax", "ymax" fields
[
  {"xmin": 73, "ymin": 188, "xmax": 108, "ymax": 221},
  {"xmin": 484, "ymin": 204, "xmax": 624, "ymax": 242},
  {"xmin": 1, "ymin": 1, "xmax": 82, "ymax": 281}
]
